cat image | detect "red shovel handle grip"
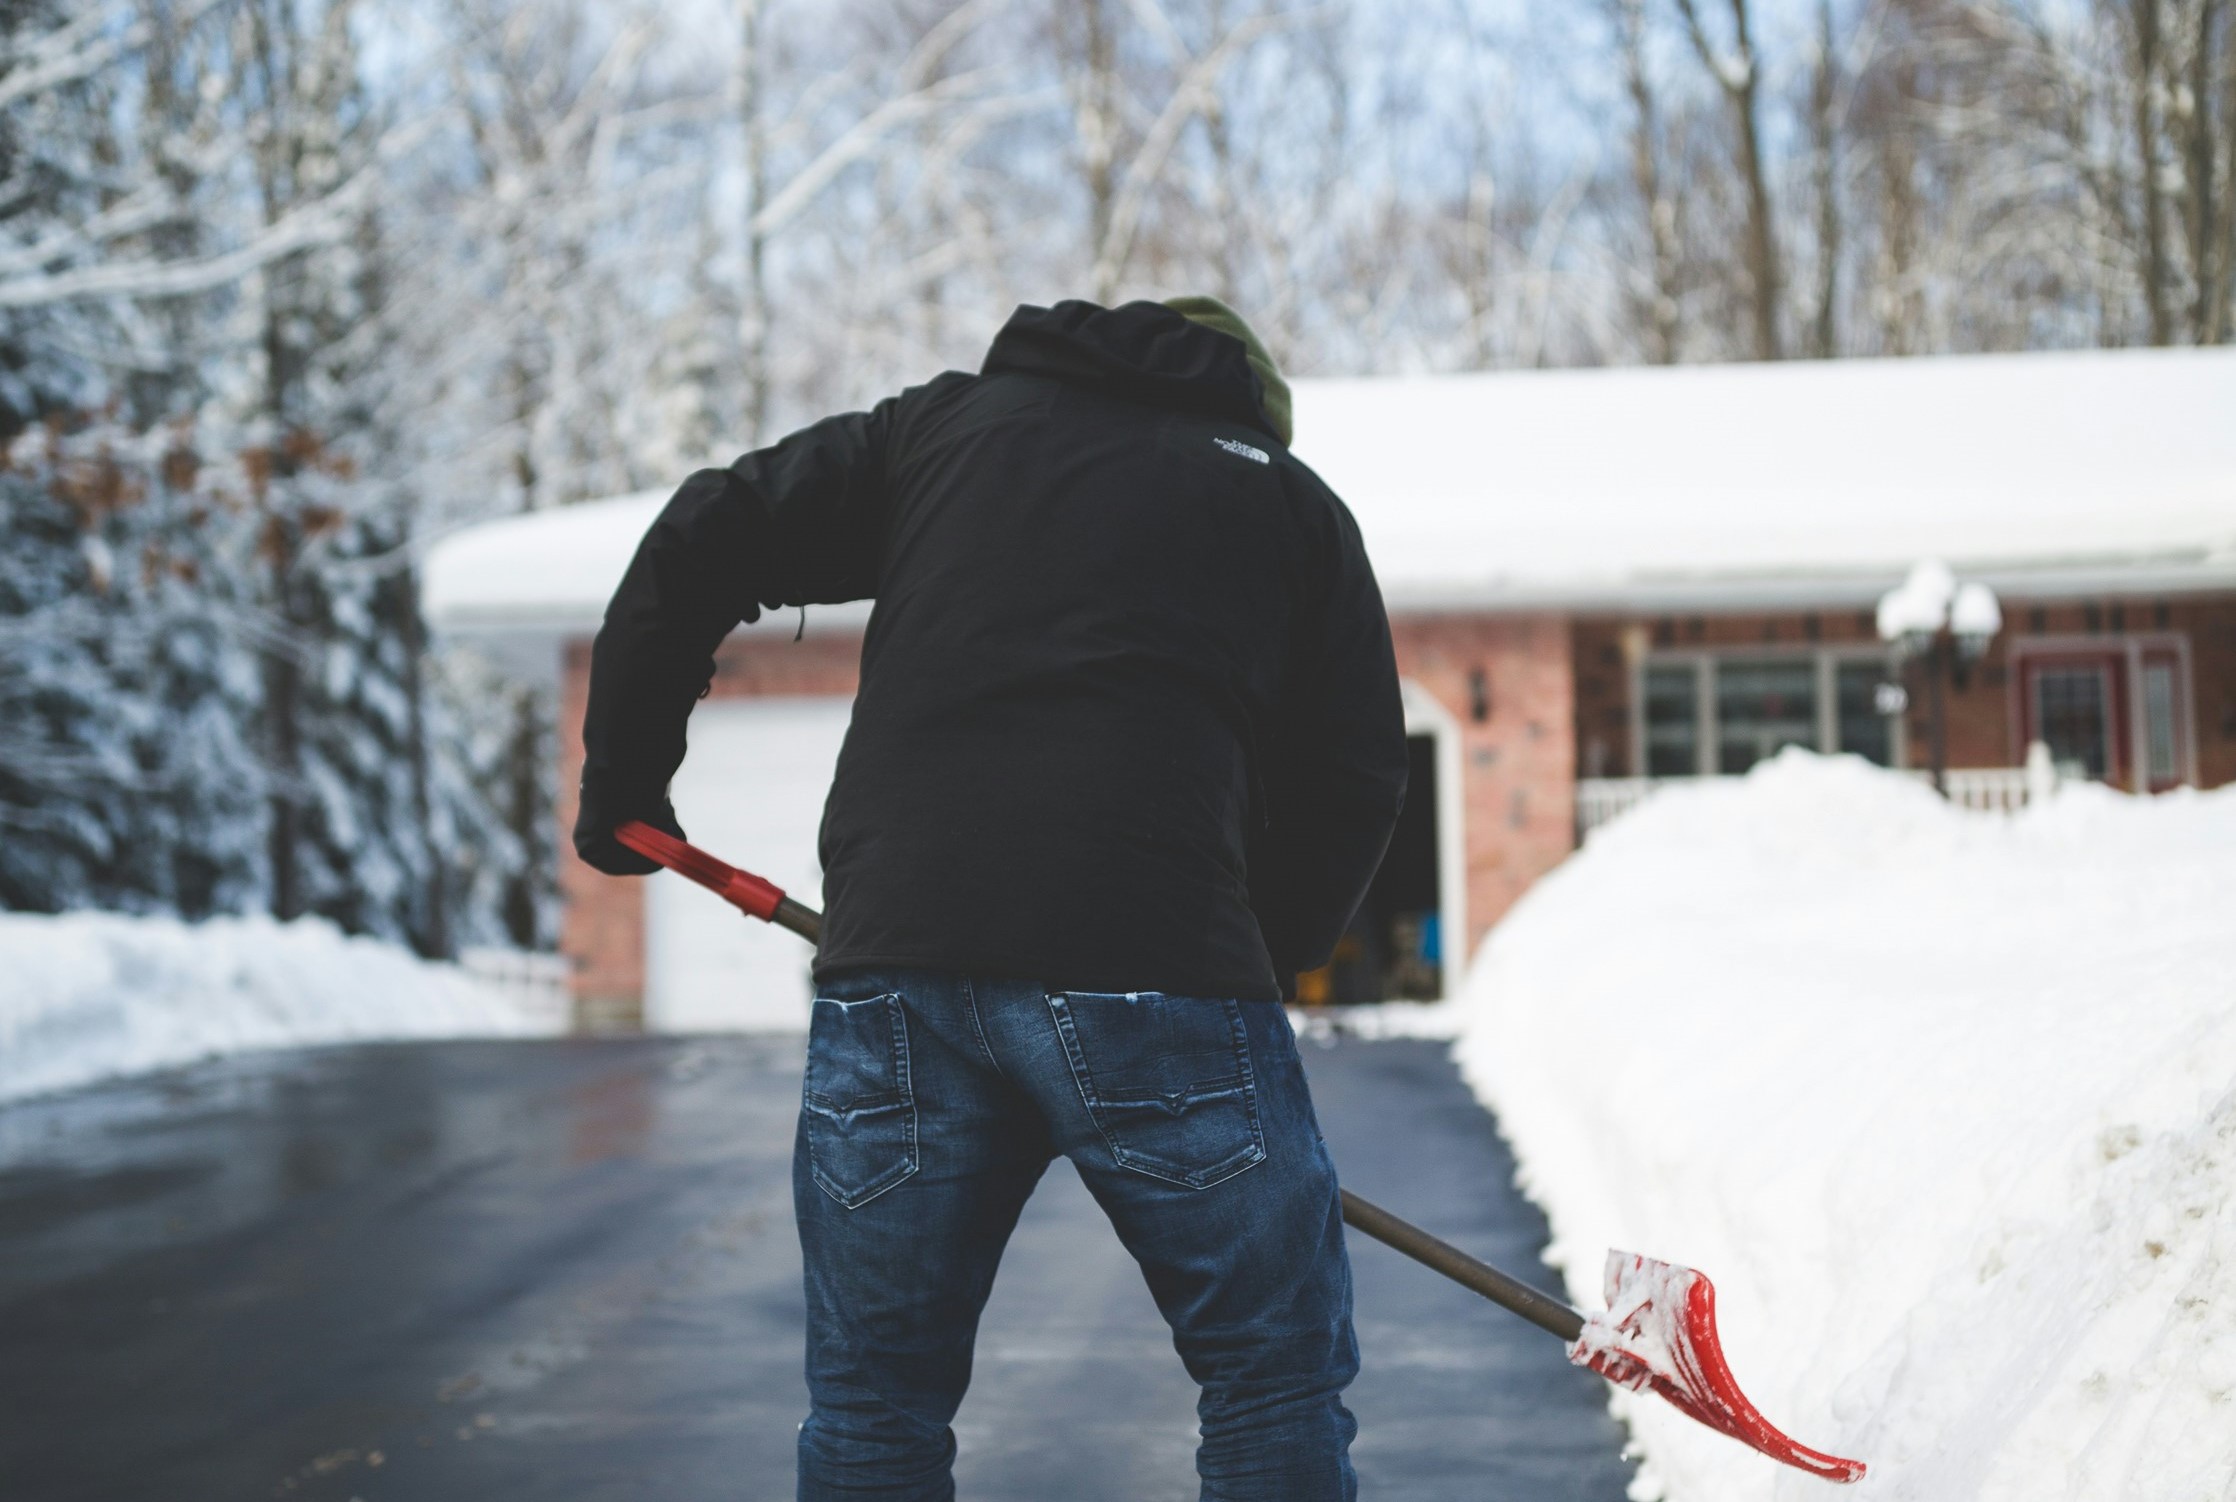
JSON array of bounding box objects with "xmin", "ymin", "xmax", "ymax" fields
[
  {"xmin": 613, "ymin": 821, "xmax": 823, "ymax": 943},
  {"xmin": 614, "ymin": 820, "xmax": 784, "ymax": 920}
]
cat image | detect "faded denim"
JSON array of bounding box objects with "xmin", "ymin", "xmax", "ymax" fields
[{"xmin": 794, "ymin": 968, "xmax": 1359, "ymax": 1502}]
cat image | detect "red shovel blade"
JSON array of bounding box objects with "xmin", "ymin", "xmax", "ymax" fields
[{"xmin": 1567, "ymin": 1251, "xmax": 1866, "ymax": 1483}]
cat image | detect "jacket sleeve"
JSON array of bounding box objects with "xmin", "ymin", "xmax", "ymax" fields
[
  {"xmin": 1248, "ymin": 473, "xmax": 1410, "ymax": 988},
  {"xmin": 574, "ymin": 400, "xmax": 896, "ymax": 875}
]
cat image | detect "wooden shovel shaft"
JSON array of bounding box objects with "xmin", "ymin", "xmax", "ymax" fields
[
  {"xmin": 772, "ymin": 896, "xmax": 823, "ymax": 945},
  {"xmin": 1337, "ymin": 1189, "xmax": 1584, "ymax": 1341},
  {"xmin": 615, "ymin": 821, "xmax": 1589, "ymax": 1347}
]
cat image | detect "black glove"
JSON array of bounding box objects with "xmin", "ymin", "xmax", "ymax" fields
[{"xmin": 573, "ymin": 775, "xmax": 685, "ymax": 877}]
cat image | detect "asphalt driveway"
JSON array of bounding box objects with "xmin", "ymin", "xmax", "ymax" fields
[{"xmin": 0, "ymin": 1030, "xmax": 1632, "ymax": 1500}]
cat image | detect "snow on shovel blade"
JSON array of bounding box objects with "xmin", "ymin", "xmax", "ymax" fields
[{"xmin": 1567, "ymin": 1250, "xmax": 1866, "ymax": 1484}]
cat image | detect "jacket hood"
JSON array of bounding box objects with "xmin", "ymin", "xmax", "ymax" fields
[{"xmin": 981, "ymin": 300, "xmax": 1282, "ymax": 443}]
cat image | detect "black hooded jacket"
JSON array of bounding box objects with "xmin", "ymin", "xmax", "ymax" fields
[{"xmin": 576, "ymin": 300, "xmax": 1407, "ymax": 1001}]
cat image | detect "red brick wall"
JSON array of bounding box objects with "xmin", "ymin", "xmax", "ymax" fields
[
  {"xmin": 556, "ymin": 640, "xmax": 644, "ymax": 1028},
  {"xmin": 2188, "ymin": 598, "xmax": 2236, "ymax": 788},
  {"xmin": 705, "ymin": 630, "xmax": 864, "ymax": 700},
  {"xmin": 1389, "ymin": 614, "xmax": 1576, "ymax": 959},
  {"xmin": 1568, "ymin": 593, "xmax": 2236, "ymax": 787}
]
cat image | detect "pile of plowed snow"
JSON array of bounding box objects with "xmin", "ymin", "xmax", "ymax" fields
[
  {"xmin": 1, "ymin": 913, "xmax": 563, "ymax": 1105},
  {"xmin": 1456, "ymin": 751, "xmax": 2236, "ymax": 1502}
]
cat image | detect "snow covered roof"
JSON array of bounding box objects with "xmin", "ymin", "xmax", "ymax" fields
[
  {"xmin": 423, "ymin": 345, "xmax": 2236, "ymax": 638},
  {"xmin": 424, "ymin": 487, "xmax": 669, "ymax": 639}
]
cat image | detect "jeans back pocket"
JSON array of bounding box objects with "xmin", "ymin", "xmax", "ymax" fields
[
  {"xmin": 803, "ymin": 993, "xmax": 919, "ymax": 1208},
  {"xmin": 1046, "ymin": 992, "xmax": 1266, "ymax": 1189}
]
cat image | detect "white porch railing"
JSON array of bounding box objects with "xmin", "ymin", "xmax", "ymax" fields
[
  {"xmin": 1578, "ymin": 763, "xmax": 2052, "ymax": 840},
  {"xmin": 461, "ymin": 947, "xmax": 573, "ymax": 1028},
  {"xmin": 1916, "ymin": 767, "xmax": 2036, "ymax": 813},
  {"xmin": 1576, "ymin": 777, "xmax": 1665, "ymax": 836}
]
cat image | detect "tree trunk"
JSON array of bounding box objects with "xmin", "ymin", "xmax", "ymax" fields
[
  {"xmin": 399, "ymin": 562, "xmax": 450, "ymax": 959},
  {"xmin": 1874, "ymin": 99, "xmax": 1921, "ymax": 357},
  {"xmin": 2197, "ymin": 0, "xmax": 2236, "ymax": 342},
  {"xmin": 2182, "ymin": 0, "xmax": 2220, "ymax": 338},
  {"xmin": 2221, "ymin": 0, "xmax": 2236, "ymax": 340},
  {"xmin": 736, "ymin": 0, "xmax": 770, "ymax": 444},
  {"xmin": 501, "ymin": 686, "xmax": 544, "ymax": 950},
  {"xmin": 264, "ymin": 565, "xmax": 304, "ymax": 922},
  {"xmin": 1730, "ymin": 3, "xmax": 1783, "ymax": 359},
  {"xmin": 1675, "ymin": 0, "xmax": 1784, "ymax": 358},
  {"xmin": 1463, "ymin": 160, "xmax": 1497, "ymax": 367},
  {"xmin": 245, "ymin": 0, "xmax": 316, "ymax": 922},
  {"xmin": 1077, "ymin": 0, "xmax": 1121, "ymax": 301},
  {"xmin": 1614, "ymin": 0, "xmax": 1682, "ymax": 363},
  {"xmin": 1808, "ymin": 0, "xmax": 1841, "ymax": 358},
  {"xmin": 2132, "ymin": 0, "xmax": 2174, "ymax": 344}
]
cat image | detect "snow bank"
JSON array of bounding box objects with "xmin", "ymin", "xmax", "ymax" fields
[
  {"xmin": 1455, "ymin": 752, "xmax": 2236, "ymax": 1502},
  {"xmin": 0, "ymin": 912, "xmax": 564, "ymax": 1105}
]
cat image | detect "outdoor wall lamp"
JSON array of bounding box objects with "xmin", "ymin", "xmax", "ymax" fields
[
  {"xmin": 1877, "ymin": 560, "xmax": 2002, "ymax": 797},
  {"xmin": 1950, "ymin": 580, "xmax": 2003, "ymax": 662},
  {"xmin": 1468, "ymin": 666, "xmax": 1491, "ymax": 722}
]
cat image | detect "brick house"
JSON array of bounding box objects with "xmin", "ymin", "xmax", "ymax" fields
[{"xmin": 426, "ymin": 346, "xmax": 2236, "ymax": 1030}]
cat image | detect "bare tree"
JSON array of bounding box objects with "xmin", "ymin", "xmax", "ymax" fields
[
  {"xmin": 1063, "ymin": 0, "xmax": 1124, "ymax": 296},
  {"xmin": 2170, "ymin": 0, "xmax": 2234, "ymax": 339},
  {"xmin": 1673, "ymin": 0, "xmax": 1785, "ymax": 358},
  {"xmin": 1039, "ymin": 0, "xmax": 1326, "ymax": 304},
  {"xmin": 1806, "ymin": 0, "xmax": 1844, "ymax": 356},
  {"xmin": 2128, "ymin": 0, "xmax": 2176, "ymax": 341},
  {"xmin": 733, "ymin": 0, "xmax": 773, "ymax": 443},
  {"xmin": 1609, "ymin": 0, "xmax": 1686, "ymax": 362}
]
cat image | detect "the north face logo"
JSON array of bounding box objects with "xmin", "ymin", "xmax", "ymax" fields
[{"xmin": 1212, "ymin": 436, "xmax": 1270, "ymax": 464}]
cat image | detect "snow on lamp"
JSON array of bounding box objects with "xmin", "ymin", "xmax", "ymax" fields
[
  {"xmin": 1951, "ymin": 580, "xmax": 2003, "ymax": 662},
  {"xmin": 1876, "ymin": 558, "xmax": 1956, "ymax": 657}
]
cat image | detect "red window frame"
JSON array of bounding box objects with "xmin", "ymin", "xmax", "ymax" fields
[{"xmin": 2008, "ymin": 634, "xmax": 2195, "ymax": 793}]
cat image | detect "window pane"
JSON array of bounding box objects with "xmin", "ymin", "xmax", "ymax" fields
[
  {"xmin": 2144, "ymin": 662, "xmax": 2178, "ymax": 783},
  {"xmin": 1643, "ymin": 663, "xmax": 1699, "ymax": 777},
  {"xmin": 1834, "ymin": 662, "xmax": 1895, "ymax": 766},
  {"xmin": 2032, "ymin": 666, "xmax": 2109, "ymax": 780},
  {"xmin": 1716, "ymin": 659, "xmax": 1819, "ymax": 774}
]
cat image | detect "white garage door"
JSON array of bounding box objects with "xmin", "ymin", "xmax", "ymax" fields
[{"xmin": 645, "ymin": 696, "xmax": 854, "ymax": 1032}]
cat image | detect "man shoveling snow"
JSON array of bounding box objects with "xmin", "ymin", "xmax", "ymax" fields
[{"xmin": 574, "ymin": 297, "xmax": 1408, "ymax": 1501}]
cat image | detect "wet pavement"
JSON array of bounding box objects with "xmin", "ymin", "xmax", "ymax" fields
[{"xmin": 0, "ymin": 1032, "xmax": 1633, "ymax": 1501}]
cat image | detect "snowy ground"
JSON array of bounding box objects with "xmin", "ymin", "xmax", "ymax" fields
[
  {"xmin": 0, "ymin": 913, "xmax": 563, "ymax": 1106},
  {"xmin": 1456, "ymin": 752, "xmax": 2236, "ymax": 1502}
]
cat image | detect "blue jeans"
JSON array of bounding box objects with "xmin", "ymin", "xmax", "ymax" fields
[{"xmin": 795, "ymin": 969, "xmax": 1359, "ymax": 1501}]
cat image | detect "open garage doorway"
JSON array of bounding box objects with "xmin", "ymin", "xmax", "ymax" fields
[{"xmin": 1298, "ymin": 685, "xmax": 1464, "ymax": 1005}]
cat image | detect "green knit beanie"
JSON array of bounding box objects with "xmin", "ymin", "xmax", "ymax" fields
[{"xmin": 1162, "ymin": 294, "xmax": 1291, "ymax": 447}]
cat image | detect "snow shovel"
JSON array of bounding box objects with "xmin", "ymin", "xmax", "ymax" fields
[{"xmin": 613, "ymin": 820, "xmax": 1868, "ymax": 1484}]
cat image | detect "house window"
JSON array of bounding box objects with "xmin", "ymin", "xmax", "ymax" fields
[
  {"xmin": 2031, "ymin": 665, "xmax": 2112, "ymax": 780},
  {"xmin": 1637, "ymin": 648, "xmax": 1897, "ymax": 776},
  {"xmin": 1643, "ymin": 663, "xmax": 1702, "ymax": 776},
  {"xmin": 2143, "ymin": 661, "xmax": 2179, "ymax": 784},
  {"xmin": 2012, "ymin": 639, "xmax": 2191, "ymax": 792},
  {"xmin": 1834, "ymin": 662, "xmax": 1895, "ymax": 767},
  {"xmin": 1716, "ymin": 659, "xmax": 1819, "ymax": 773}
]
